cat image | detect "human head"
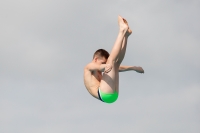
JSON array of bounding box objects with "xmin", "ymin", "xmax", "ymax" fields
[{"xmin": 93, "ymin": 49, "xmax": 109, "ymax": 64}]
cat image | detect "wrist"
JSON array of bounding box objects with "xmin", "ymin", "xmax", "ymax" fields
[
  {"xmin": 130, "ymin": 66, "xmax": 135, "ymax": 70},
  {"xmin": 99, "ymin": 64, "xmax": 106, "ymax": 71}
]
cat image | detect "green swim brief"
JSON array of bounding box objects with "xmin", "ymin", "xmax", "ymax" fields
[{"xmin": 98, "ymin": 88, "xmax": 118, "ymax": 103}]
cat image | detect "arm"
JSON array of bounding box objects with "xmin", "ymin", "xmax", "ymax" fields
[
  {"xmin": 119, "ymin": 65, "xmax": 144, "ymax": 73},
  {"xmin": 86, "ymin": 63, "xmax": 110, "ymax": 72}
]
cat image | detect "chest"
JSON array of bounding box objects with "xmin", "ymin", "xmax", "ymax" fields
[{"xmin": 92, "ymin": 71, "xmax": 102, "ymax": 81}]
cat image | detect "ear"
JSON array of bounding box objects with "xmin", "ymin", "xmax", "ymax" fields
[{"xmin": 94, "ymin": 57, "xmax": 98, "ymax": 62}]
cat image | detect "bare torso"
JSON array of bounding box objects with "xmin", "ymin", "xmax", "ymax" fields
[{"xmin": 84, "ymin": 66, "xmax": 102, "ymax": 99}]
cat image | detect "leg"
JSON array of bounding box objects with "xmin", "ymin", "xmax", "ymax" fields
[
  {"xmin": 116, "ymin": 19, "xmax": 132, "ymax": 65},
  {"xmin": 115, "ymin": 33, "xmax": 132, "ymax": 93},
  {"xmin": 112, "ymin": 37, "xmax": 127, "ymax": 94},
  {"xmin": 107, "ymin": 28, "xmax": 128, "ymax": 62},
  {"xmin": 100, "ymin": 16, "xmax": 128, "ymax": 93},
  {"xmin": 115, "ymin": 20, "xmax": 132, "ymax": 93},
  {"xmin": 116, "ymin": 36, "xmax": 128, "ymax": 65}
]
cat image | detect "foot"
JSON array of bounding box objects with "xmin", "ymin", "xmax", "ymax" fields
[
  {"xmin": 123, "ymin": 18, "xmax": 132, "ymax": 36},
  {"xmin": 125, "ymin": 28, "xmax": 132, "ymax": 37},
  {"xmin": 133, "ymin": 66, "xmax": 144, "ymax": 73},
  {"xmin": 118, "ymin": 16, "xmax": 128, "ymax": 33}
]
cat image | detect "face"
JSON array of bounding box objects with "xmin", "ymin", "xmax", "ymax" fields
[{"xmin": 94, "ymin": 56, "xmax": 107, "ymax": 65}]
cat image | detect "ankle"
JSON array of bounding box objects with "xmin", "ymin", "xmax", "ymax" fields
[{"xmin": 119, "ymin": 29, "xmax": 127, "ymax": 35}]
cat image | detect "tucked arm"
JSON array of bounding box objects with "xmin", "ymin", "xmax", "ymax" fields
[{"xmin": 86, "ymin": 63, "xmax": 107, "ymax": 72}]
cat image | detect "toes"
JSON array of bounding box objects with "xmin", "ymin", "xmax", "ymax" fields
[{"xmin": 118, "ymin": 16, "xmax": 123, "ymax": 21}]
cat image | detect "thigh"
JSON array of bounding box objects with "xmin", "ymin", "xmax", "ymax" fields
[
  {"xmin": 114, "ymin": 62, "xmax": 120, "ymax": 93},
  {"xmin": 115, "ymin": 65, "xmax": 119, "ymax": 93},
  {"xmin": 100, "ymin": 62, "xmax": 119, "ymax": 93}
]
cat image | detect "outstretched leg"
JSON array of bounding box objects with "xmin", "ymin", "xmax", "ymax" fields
[
  {"xmin": 116, "ymin": 35, "xmax": 128, "ymax": 65},
  {"xmin": 115, "ymin": 19, "xmax": 132, "ymax": 93},
  {"xmin": 114, "ymin": 36, "xmax": 128, "ymax": 93},
  {"xmin": 107, "ymin": 17, "xmax": 128, "ymax": 62},
  {"xmin": 100, "ymin": 16, "xmax": 128, "ymax": 93},
  {"xmin": 116, "ymin": 18, "xmax": 132, "ymax": 65}
]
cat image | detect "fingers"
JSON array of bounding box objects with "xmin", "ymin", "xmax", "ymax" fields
[
  {"xmin": 104, "ymin": 64, "xmax": 112, "ymax": 73},
  {"xmin": 104, "ymin": 67, "xmax": 112, "ymax": 73},
  {"xmin": 105, "ymin": 68, "xmax": 111, "ymax": 73}
]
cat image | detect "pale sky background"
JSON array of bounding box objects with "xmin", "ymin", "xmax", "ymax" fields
[{"xmin": 0, "ymin": 0, "xmax": 200, "ymax": 133}]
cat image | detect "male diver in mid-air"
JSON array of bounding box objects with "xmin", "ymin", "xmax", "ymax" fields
[{"xmin": 84, "ymin": 16, "xmax": 144, "ymax": 103}]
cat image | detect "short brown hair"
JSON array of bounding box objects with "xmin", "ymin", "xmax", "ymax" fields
[{"xmin": 93, "ymin": 49, "xmax": 109, "ymax": 59}]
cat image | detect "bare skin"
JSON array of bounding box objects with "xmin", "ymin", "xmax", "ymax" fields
[{"xmin": 84, "ymin": 16, "xmax": 144, "ymax": 100}]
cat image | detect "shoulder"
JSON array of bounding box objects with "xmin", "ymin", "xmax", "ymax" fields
[
  {"xmin": 84, "ymin": 63, "xmax": 92, "ymax": 73},
  {"xmin": 85, "ymin": 62, "xmax": 96, "ymax": 71},
  {"xmin": 85, "ymin": 63, "xmax": 92, "ymax": 69}
]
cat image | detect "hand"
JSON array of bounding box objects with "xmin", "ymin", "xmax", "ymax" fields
[
  {"xmin": 134, "ymin": 66, "xmax": 144, "ymax": 73},
  {"xmin": 104, "ymin": 64, "xmax": 112, "ymax": 73}
]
